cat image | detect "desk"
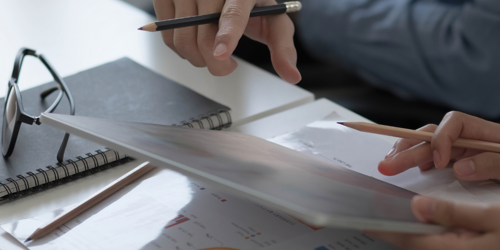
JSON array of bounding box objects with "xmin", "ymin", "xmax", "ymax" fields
[
  {"xmin": 0, "ymin": 1, "xmax": 368, "ymax": 249},
  {"xmin": 0, "ymin": 0, "xmax": 313, "ymax": 127}
]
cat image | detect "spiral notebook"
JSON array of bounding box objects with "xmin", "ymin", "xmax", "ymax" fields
[{"xmin": 0, "ymin": 57, "xmax": 231, "ymax": 202}]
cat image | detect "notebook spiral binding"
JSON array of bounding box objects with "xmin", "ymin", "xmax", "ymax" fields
[
  {"xmin": 176, "ymin": 109, "xmax": 232, "ymax": 130},
  {"xmin": 0, "ymin": 149, "xmax": 132, "ymax": 202},
  {"xmin": 0, "ymin": 110, "xmax": 232, "ymax": 203}
]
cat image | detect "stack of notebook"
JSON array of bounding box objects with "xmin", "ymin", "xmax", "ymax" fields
[{"xmin": 0, "ymin": 58, "xmax": 232, "ymax": 202}]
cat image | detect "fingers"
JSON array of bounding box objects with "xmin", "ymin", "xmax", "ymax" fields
[
  {"xmin": 155, "ymin": 0, "xmax": 300, "ymax": 81},
  {"xmin": 380, "ymin": 124, "xmax": 437, "ymax": 175},
  {"xmin": 412, "ymin": 196, "xmax": 499, "ymax": 231},
  {"xmin": 215, "ymin": 0, "xmax": 301, "ymax": 83},
  {"xmin": 197, "ymin": 0, "xmax": 238, "ymax": 76},
  {"xmin": 378, "ymin": 115, "xmax": 500, "ymax": 177},
  {"xmin": 418, "ymin": 162, "xmax": 435, "ymax": 172},
  {"xmin": 243, "ymin": 0, "xmax": 301, "ymax": 83},
  {"xmin": 386, "ymin": 124, "xmax": 438, "ymax": 159},
  {"xmin": 453, "ymin": 152, "xmax": 500, "ymax": 181},
  {"xmin": 432, "ymin": 111, "xmax": 500, "ymax": 169},
  {"xmin": 379, "ymin": 142, "xmax": 433, "ymax": 176},
  {"xmin": 259, "ymin": 11, "xmax": 301, "ymax": 83},
  {"xmin": 367, "ymin": 196, "xmax": 500, "ymax": 250},
  {"xmin": 379, "ymin": 142, "xmax": 470, "ymax": 176},
  {"xmin": 172, "ymin": 0, "xmax": 206, "ymax": 67},
  {"xmin": 154, "ymin": 0, "xmax": 182, "ymax": 57},
  {"xmin": 214, "ymin": 0, "xmax": 256, "ymax": 60}
]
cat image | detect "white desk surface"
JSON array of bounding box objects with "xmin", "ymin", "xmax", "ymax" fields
[
  {"xmin": 0, "ymin": 1, "xmax": 373, "ymax": 249},
  {"xmin": 233, "ymin": 98, "xmax": 398, "ymax": 143},
  {"xmin": 0, "ymin": 0, "xmax": 313, "ymax": 127}
]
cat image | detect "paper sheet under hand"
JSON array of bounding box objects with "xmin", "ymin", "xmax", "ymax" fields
[
  {"xmin": 269, "ymin": 112, "xmax": 500, "ymax": 204},
  {"xmin": 427, "ymin": 181, "xmax": 479, "ymax": 204}
]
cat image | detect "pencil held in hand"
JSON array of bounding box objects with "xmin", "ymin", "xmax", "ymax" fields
[
  {"xmin": 338, "ymin": 122, "xmax": 500, "ymax": 153},
  {"xmin": 138, "ymin": 1, "xmax": 302, "ymax": 32}
]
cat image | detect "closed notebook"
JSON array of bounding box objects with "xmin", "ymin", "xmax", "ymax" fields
[{"xmin": 0, "ymin": 57, "xmax": 231, "ymax": 201}]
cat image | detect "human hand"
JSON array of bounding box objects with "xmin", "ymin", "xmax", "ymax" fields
[
  {"xmin": 378, "ymin": 111, "xmax": 500, "ymax": 181},
  {"xmin": 153, "ymin": 0, "xmax": 301, "ymax": 83},
  {"xmin": 367, "ymin": 196, "xmax": 500, "ymax": 249}
]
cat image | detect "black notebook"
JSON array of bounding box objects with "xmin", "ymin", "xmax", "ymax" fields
[{"xmin": 0, "ymin": 58, "xmax": 231, "ymax": 201}]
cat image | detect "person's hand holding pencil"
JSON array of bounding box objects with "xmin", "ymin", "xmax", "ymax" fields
[
  {"xmin": 150, "ymin": 0, "xmax": 301, "ymax": 84},
  {"xmin": 340, "ymin": 111, "xmax": 500, "ymax": 182},
  {"xmin": 343, "ymin": 112, "xmax": 500, "ymax": 250}
]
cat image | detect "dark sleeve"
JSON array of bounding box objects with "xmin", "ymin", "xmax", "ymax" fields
[{"xmin": 298, "ymin": 0, "xmax": 500, "ymax": 117}]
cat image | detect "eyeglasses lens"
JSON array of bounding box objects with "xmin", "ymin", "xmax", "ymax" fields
[{"xmin": 2, "ymin": 86, "xmax": 19, "ymax": 155}]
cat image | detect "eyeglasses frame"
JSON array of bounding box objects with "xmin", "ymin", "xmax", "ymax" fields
[{"xmin": 3, "ymin": 48, "xmax": 75, "ymax": 162}]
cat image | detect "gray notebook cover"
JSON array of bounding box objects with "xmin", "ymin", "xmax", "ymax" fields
[{"xmin": 0, "ymin": 57, "xmax": 230, "ymax": 183}]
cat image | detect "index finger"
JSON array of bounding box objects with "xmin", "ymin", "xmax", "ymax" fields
[
  {"xmin": 432, "ymin": 111, "xmax": 500, "ymax": 168},
  {"xmin": 213, "ymin": 0, "xmax": 257, "ymax": 59},
  {"xmin": 386, "ymin": 124, "xmax": 438, "ymax": 159}
]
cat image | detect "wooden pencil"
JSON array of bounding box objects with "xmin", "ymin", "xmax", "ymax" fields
[
  {"xmin": 338, "ymin": 122, "xmax": 500, "ymax": 153},
  {"xmin": 138, "ymin": 1, "xmax": 302, "ymax": 32},
  {"xmin": 25, "ymin": 162, "xmax": 156, "ymax": 242}
]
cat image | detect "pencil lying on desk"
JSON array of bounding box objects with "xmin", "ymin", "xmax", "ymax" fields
[
  {"xmin": 337, "ymin": 122, "xmax": 500, "ymax": 153},
  {"xmin": 25, "ymin": 162, "xmax": 156, "ymax": 242},
  {"xmin": 138, "ymin": 1, "xmax": 302, "ymax": 32}
]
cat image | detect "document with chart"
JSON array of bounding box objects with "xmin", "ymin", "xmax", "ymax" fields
[{"xmin": 3, "ymin": 169, "xmax": 314, "ymax": 249}]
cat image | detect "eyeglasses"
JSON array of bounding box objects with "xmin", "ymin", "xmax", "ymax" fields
[{"xmin": 2, "ymin": 48, "xmax": 75, "ymax": 162}]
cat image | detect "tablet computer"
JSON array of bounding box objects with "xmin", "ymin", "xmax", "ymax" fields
[{"xmin": 41, "ymin": 113, "xmax": 443, "ymax": 234}]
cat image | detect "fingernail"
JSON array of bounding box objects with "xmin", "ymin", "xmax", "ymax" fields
[
  {"xmin": 412, "ymin": 196, "xmax": 436, "ymax": 221},
  {"xmin": 433, "ymin": 150, "xmax": 441, "ymax": 168},
  {"xmin": 385, "ymin": 148, "xmax": 396, "ymax": 159},
  {"xmin": 454, "ymin": 159, "xmax": 475, "ymax": 176},
  {"xmin": 213, "ymin": 43, "xmax": 227, "ymax": 57}
]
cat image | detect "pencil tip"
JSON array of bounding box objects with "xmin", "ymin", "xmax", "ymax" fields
[
  {"xmin": 25, "ymin": 238, "xmax": 31, "ymax": 243},
  {"xmin": 138, "ymin": 27, "xmax": 143, "ymax": 30},
  {"xmin": 337, "ymin": 122, "xmax": 345, "ymax": 125}
]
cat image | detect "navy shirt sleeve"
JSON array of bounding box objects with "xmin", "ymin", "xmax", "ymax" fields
[{"xmin": 299, "ymin": 0, "xmax": 500, "ymax": 117}]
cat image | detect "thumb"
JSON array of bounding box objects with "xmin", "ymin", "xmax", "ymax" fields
[
  {"xmin": 213, "ymin": 0, "xmax": 255, "ymax": 60},
  {"xmin": 412, "ymin": 196, "xmax": 496, "ymax": 232},
  {"xmin": 453, "ymin": 152, "xmax": 500, "ymax": 181}
]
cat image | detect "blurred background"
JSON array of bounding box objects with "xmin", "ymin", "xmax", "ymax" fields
[{"xmin": 123, "ymin": 0, "xmax": 458, "ymax": 130}]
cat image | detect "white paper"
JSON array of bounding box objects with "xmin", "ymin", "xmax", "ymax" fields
[
  {"xmin": 266, "ymin": 228, "xmax": 397, "ymax": 250},
  {"xmin": 2, "ymin": 169, "xmax": 314, "ymax": 249},
  {"xmin": 456, "ymin": 181, "xmax": 500, "ymax": 204},
  {"xmin": 427, "ymin": 181, "xmax": 479, "ymax": 204}
]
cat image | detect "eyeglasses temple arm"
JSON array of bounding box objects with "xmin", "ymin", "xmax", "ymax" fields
[
  {"xmin": 57, "ymin": 133, "xmax": 70, "ymax": 163},
  {"xmin": 38, "ymin": 56, "xmax": 75, "ymax": 115},
  {"xmin": 38, "ymin": 55, "xmax": 76, "ymax": 162},
  {"xmin": 10, "ymin": 48, "xmax": 37, "ymax": 82},
  {"xmin": 40, "ymin": 86, "xmax": 59, "ymax": 99}
]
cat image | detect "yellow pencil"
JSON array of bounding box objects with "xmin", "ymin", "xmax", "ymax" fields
[
  {"xmin": 338, "ymin": 122, "xmax": 500, "ymax": 153},
  {"xmin": 25, "ymin": 162, "xmax": 155, "ymax": 242}
]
